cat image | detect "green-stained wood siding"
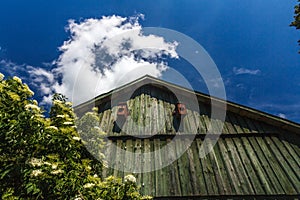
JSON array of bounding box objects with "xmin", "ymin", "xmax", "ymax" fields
[{"xmin": 76, "ymin": 77, "xmax": 300, "ymax": 198}]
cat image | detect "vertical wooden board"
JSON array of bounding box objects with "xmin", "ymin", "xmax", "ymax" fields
[
  {"xmin": 225, "ymin": 138, "xmax": 254, "ymax": 194},
  {"xmin": 160, "ymin": 139, "xmax": 168, "ymax": 196},
  {"xmin": 142, "ymin": 139, "xmax": 152, "ymax": 196},
  {"xmin": 271, "ymin": 137, "xmax": 300, "ymax": 180},
  {"xmin": 98, "ymin": 112, "xmax": 104, "ymax": 126},
  {"xmin": 268, "ymin": 137, "xmax": 300, "ymax": 192},
  {"xmin": 138, "ymin": 94, "xmax": 145, "ymax": 135},
  {"xmin": 102, "ymin": 139, "xmax": 114, "ymax": 178},
  {"xmin": 163, "ymin": 139, "xmax": 174, "ymax": 196},
  {"xmin": 175, "ymin": 139, "xmax": 193, "ymax": 196},
  {"xmin": 104, "ymin": 110, "xmax": 112, "ymax": 133},
  {"xmin": 206, "ymin": 139, "xmax": 226, "ymax": 195},
  {"xmin": 196, "ymin": 139, "xmax": 218, "ymax": 195},
  {"xmin": 134, "ymin": 139, "xmax": 143, "ymax": 187},
  {"xmin": 144, "ymin": 94, "xmax": 151, "ymax": 135},
  {"xmin": 150, "ymin": 139, "xmax": 156, "ymax": 196},
  {"xmin": 186, "ymin": 144, "xmax": 199, "ymax": 194},
  {"xmin": 99, "ymin": 110, "xmax": 109, "ymax": 133},
  {"xmin": 198, "ymin": 115, "xmax": 207, "ymax": 134},
  {"xmin": 163, "ymin": 100, "xmax": 173, "ymax": 134},
  {"xmin": 126, "ymin": 97, "xmax": 135, "ymax": 135},
  {"xmin": 249, "ymin": 137, "xmax": 285, "ymax": 194},
  {"xmin": 238, "ymin": 137, "xmax": 271, "ymax": 194},
  {"xmin": 257, "ymin": 137, "xmax": 296, "ymax": 194},
  {"xmin": 223, "ymin": 113, "xmax": 237, "ymax": 134},
  {"xmin": 191, "ymin": 139, "xmax": 207, "ymax": 195},
  {"xmin": 125, "ymin": 139, "xmax": 134, "ymax": 175},
  {"xmin": 151, "ymin": 98, "xmax": 158, "ymax": 135},
  {"xmin": 188, "ymin": 110, "xmax": 199, "ymax": 134},
  {"xmin": 158, "ymin": 99, "xmax": 167, "ymax": 134},
  {"xmin": 191, "ymin": 111, "xmax": 202, "ymax": 134},
  {"xmin": 113, "ymin": 139, "xmax": 124, "ymax": 177},
  {"xmin": 290, "ymin": 142, "xmax": 300, "ymax": 157},
  {"xmin": 198, "ymin": 102, "xmax": 211, "ymax": 134},
  {"xmin": 169, "ymin": 139, "xmax": 182, "ymax": 196},
  {"xmin": 154, "ymin": 138, "xmax": 162, "ymax": 196},
  {"xmin": 208, "ymin": 139, "xmax": 233, "ymax": 195},
  {"xmin": 282, "ymin": 140, "xmax": 300, "ymax": 167},
  {"xmin": 217, "ymin": 138, "xmax": 243, "ymax": 194}
]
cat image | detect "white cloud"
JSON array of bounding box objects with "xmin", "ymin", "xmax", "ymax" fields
[
  {"xmin": 53, "ymin": 15, "xmax": 178, "ymax": 105},
  {"xmin": 278, "ymin": 113, "xmax": 286, "ymax": 119},
  {"xmin": 28, "ymin": 66, "xmax": 54, "ymax": 83},
  {"xmin": 233, "ymin": 67, "xmax": 261, "ymax": 75},
  {"xmin": 0, "ymin": 15, "xmax": 179, "ymax": 106}
]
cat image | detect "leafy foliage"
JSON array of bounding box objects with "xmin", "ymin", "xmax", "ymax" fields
[
  {"xmin": 0, "ymin": 74, "xmax": 151, "ymax": 199},
  {"xmin": 291, "ymin": 0, "xmax": 300, "ymax": 52}
]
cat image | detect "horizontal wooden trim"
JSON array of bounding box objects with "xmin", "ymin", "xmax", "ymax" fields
[
  {"xmin": 106, "ymin": 132, "xmax": 280, "ymax": 141},
  {"xmin": 154, "ymin": 194, "xmax": 300, "ymax": 200}
]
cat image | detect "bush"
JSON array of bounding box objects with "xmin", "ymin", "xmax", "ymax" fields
[{"xmin": 0, "ymin": 73, "xmax": 151, "ymax": 200}]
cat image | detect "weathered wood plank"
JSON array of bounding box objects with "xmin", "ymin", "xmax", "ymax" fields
[
  {"xmin": 225, "ymin": 138, "xmax": 254, "ymax": 194},
  {"xmin": 142, "ymin": 139, "xmax": 152, "ymax": 195},
  {"xmin": 113, "ymin": 139, "xmax": 124, "ymax": 177},
  {"xmin": 258, "ymin": 137, "xmax": 296, "ymax": 194},
  {"xmin": 158, "ymin": 99, "xmax": 167, "ymax": 134},
  {"xmin": 206, "ymin": 139, "xmax": 226, "ymax": 195},
  {"xmin": 269, "ymin": 137, "xmax": 300, "ymax": 192},
  {"xmin": 250, "ymin": 137, "xmax": 285, "ymax": 194},
  {"xmin": 196, "ymin": 138, "xmax": 218, "ymax": 195},
  {"xmin": 175, "ymin": 139, "xmax": 193, "ymax": 196},
  {"xmin": 191, "ymin": 139, "xmax": 207, "ymax": 195},
  {"xmin": 240, "ymin": 137, "xmax": 272, "ymax": 194},
  {"xmin": 154, "ymin": 138, "xmax": 162, "ymax": 196},
  {"xmin": 210, "ymin": 139, "xmax": 233, "ymax": 194},
  {"xmin": 282, "ymin": 140, "xmax": 300, "ymax": 167},
  {"xmin": 186, "ymin": 144, "xmax": 199, "ymax": 194},
  {"xmin": 217, "ymin": 138, "xmax": 243, "ymax": 194}
]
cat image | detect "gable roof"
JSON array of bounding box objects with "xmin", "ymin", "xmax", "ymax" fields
[{"xmin": 75, "ymin": 75, "xmax": 300, "ymax": 135}]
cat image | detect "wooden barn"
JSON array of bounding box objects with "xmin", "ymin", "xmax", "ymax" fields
[{"xmin": 75, "ymin": 75, "xmax": 300, "ymax": 199}]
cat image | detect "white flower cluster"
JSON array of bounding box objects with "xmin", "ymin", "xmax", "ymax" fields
[
  {"xmin": 31, "ymin": 169, "xmax": 43, "ymax": 177},
  {"xmin": 51, "ymin": 169, "xmax": 64, "ymax": 175},
  {"xmin": 25, "ymin": 104, "xmax": 40, "ymax": 111},
  {"xmin": 83, "ymin": 183, "xmax": 95, "ymax": 188},
  {"xmin": 46, "ymin": 126, "xmax": 58, "ymax": 131},
  {"xmin": 124, "ymin": 174, "xmax": 136, "ymax": 183},
  {"xmin": 0, "ymin": 73, "xmax": 4, "ymax": 81},
  {"xmin": 13, "ymin": 76, "xmax": 22, "ymax": 83},
  {"xmin": 72, "ymin": 136, "xmax": 81, "ymax": 141},
  {"xmin": 63, "ymin": 121, "xmax": 73, "ymax": 125},
  {"xmin": 29, "ymin": 158, "xmax": 44, "ymax": 167}
]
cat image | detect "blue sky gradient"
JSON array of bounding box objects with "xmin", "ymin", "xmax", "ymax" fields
[{"xmin": 0, "ymin": 0, "xmax": 299, "ymax": 122}]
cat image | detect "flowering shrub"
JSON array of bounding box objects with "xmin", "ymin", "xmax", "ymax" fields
[{"xmin": 0, "ymin": 73, "xmax": 151, "ymax": 199}]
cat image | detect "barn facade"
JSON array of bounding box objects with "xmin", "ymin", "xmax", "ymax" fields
[{"xmin": 75, "ymin": 75, "xmax": 300, "ymax": 199}]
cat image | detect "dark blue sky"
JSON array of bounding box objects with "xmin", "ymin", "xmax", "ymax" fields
[{"xmin": 0, "ymin": 0, "xmax": 299, "ymax": 123}]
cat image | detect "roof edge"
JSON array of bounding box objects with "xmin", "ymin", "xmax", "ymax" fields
[{"xmin": 74, "ymin": 75, "xmax": 300, "ymax": 134}]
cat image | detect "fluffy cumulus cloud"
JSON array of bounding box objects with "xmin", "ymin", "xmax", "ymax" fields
[
  {"xmin": 233, "ymin": 67, "xmax": 261, "ymax": 75},
  {"xmin": 50, "ymin": 14, "xmax": 178, "ymax": 105},
  {"xmin": 0, "ymin": 15, "xmax": 179, "ymax": 106}
]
